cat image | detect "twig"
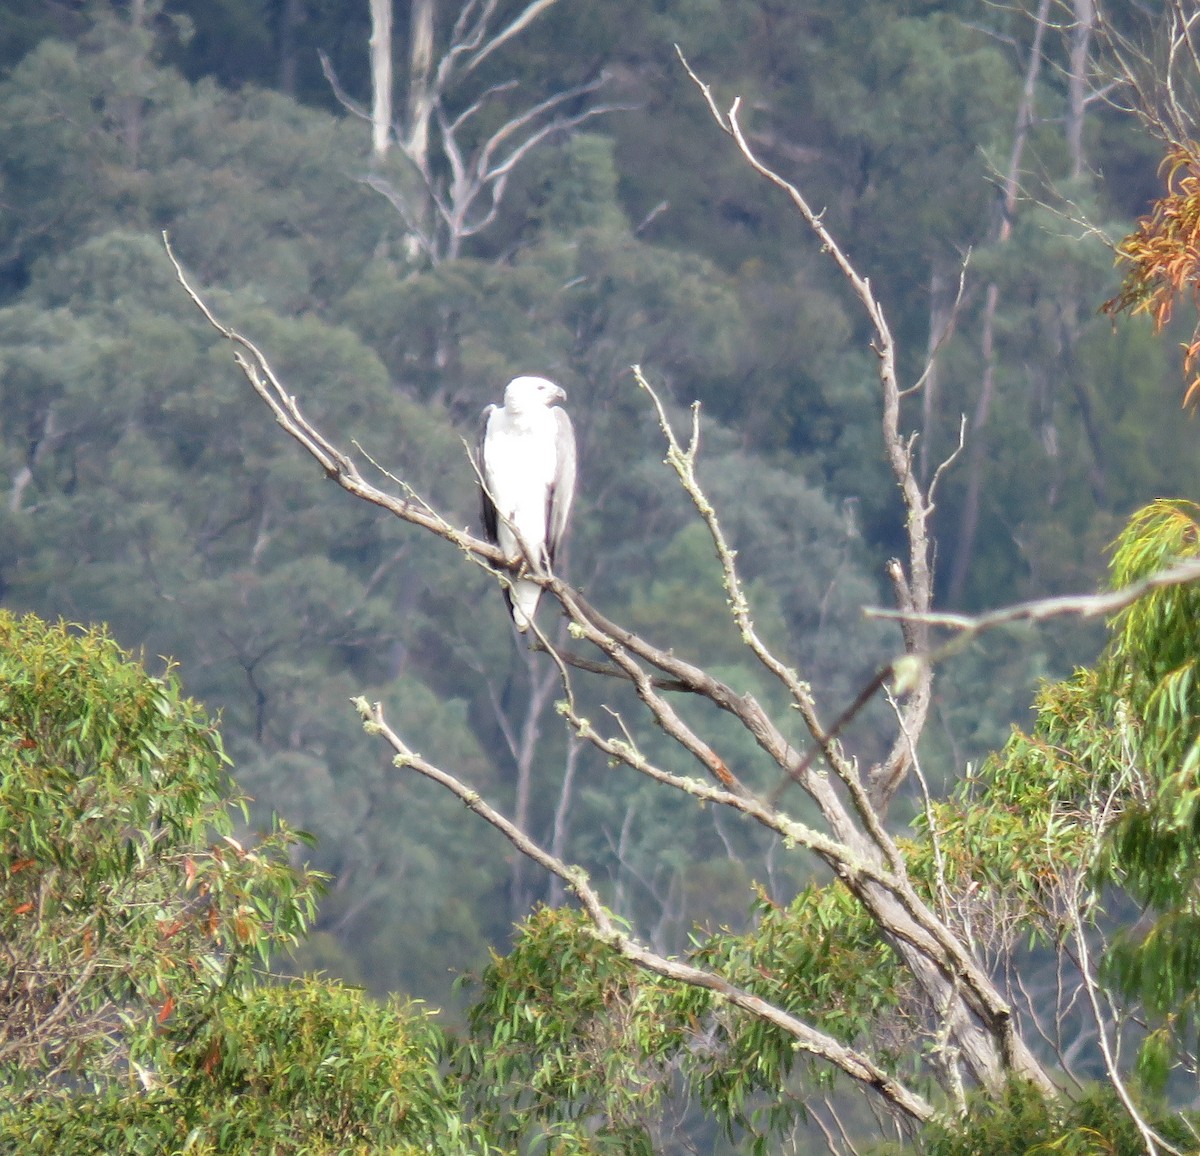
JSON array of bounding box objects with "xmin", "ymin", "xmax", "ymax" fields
[
  {"xmin": 869, "ymin": 557, "xmax": 1200, "ymax": 640},
  {"xmin": 1071, "ymin": 902, "xmax": 1180, "ymax": 1156}
]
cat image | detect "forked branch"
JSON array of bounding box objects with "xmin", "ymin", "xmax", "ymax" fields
[{"xmin": 352, "ymin": 695, "xmax": 936, "ymax": 1124}]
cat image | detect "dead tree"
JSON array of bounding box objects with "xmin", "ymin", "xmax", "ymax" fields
[
  {"xmin": 164, "ymin": 59, "xmax": 1067, "ymax": 1116},
  {"xmin": 326, "ymin": 0, "xmax": 615, "ymax": 262}
]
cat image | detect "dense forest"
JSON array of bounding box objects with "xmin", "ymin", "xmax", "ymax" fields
[{"xmin": 5, "ymin": 0, "xmax": 1200, "ymax": 1151}]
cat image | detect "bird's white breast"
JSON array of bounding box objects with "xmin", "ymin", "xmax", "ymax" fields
[{"xmin": 484, "ymin": 407, "xmax": 560, "ymax": 559}]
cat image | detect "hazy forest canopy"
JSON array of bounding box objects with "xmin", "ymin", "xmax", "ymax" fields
[{"xmin": 5, "ymin": 0, "xmax": 1200, "ymax": 1150}]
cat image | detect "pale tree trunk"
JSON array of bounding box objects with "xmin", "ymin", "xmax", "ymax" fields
[
  {"xmin": 546, "ymin": 740, "xmax": 582, "ymax": 909},
  {"xmin": 122, "ymin": 0, "xmax": 149, "ymax": 166},
  {"xmin": 508, "ymin": 649, "xmax": 558, "ymax": 916},
  {"xmin": 948, "ymin": 0, "xmax": 1050, "ymax": 606},
  {"xmin": 369, "ymin": 0, "xmax": 394, "ymax": 160},
  {"xmin": 333, "ymin": 0, "xmax": 595, "ymax": 264},
  {"xmin": 1068, "ymin": 0, "xmax": 1096, "ymax": 179},
  {"xmin": 405, "ymin": 0, "xmax": 436, "ymax": 172},
  {"xmin": 10, "ymin": 407, "xmax": 58, "ymax": 514},
  {"xmin": 278, "ymin": 0, "xmax": 304, "ymax": 97}
]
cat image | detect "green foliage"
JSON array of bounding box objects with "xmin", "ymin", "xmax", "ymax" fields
[
  {"xmin": 521, "ymin": 134, "xmax": 631, "ymax": 239},
  {"xmin": 1091, "ymin": 502, "xmax": 1200, "ymax": 1060},
  {"xmin": 620, "ymin": 523, "xmax": 785, "ymax": 669},
  {"xmin": 911, "ymin": 503, "xmax": 1200, "ymax": 930},
  {"xmin": 0, "ymin": 980, "xmax": 481, "ymax": 1155},
  {"xmin": 0, "ymin": 611, "xmax": 480, "ymax": 1153},
  {"xmin": 681, "ymin": 885, "xmax": 913, "ymax": 1148},
  {"xmin": 817, "ymin": 12, "xmax": 1017, "ymax": 276},
  {"xmin": 913, "ymin": 500, "xmax": 1200, "ymax": 1120},
  {"xmin": 0, "ymin": 29, "xmax": 390, "ymax": 309},
  {"xmin": 0, "ymin": 610, "xmax": 319, "ymax": 1091},
  {"xmin": 462, "ymin": 890, "xmax": 909, "ymax": 1152},
  {"xmin": 162, "ymin": 0, "xmax": 371, "ymax": 111},
  {"xmin": 0, "ymin": 220, "xmax": 512, "ymax": 1002},
  {"xmin": 915, "ymin": 662, "xmax": 1129, "ymax": 938},
  {"xmin": 696, "ymin": 884, "xmax": 909, "ymax": 1051},
  {"xmin": 461, "ymin": 906, "xmax": 663, "ymax": 1151},
  {"xmin": 911, "ymin": 1079, "xmax": 1195, "ymax": 1156}
]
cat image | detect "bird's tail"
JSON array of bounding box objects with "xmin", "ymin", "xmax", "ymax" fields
[{"xmin": 508, "ymin": 578, "xmax": 542, "ymax": 633}]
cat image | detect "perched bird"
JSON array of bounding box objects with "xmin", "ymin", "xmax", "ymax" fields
[{"xmin": 477, "ymin": 375, "xmax": 576, "ymax": 632}]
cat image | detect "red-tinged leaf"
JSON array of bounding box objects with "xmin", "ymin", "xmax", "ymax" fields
[
  {"xmin": 9, "ymin": 858, "xmax": 36, "ymax": 874},
  {"xmin": 183, "ymin": 856, "xmax": 197, "ymax": 888},
  {"xmin": 157, "ymin": 995, "xmax": 175, "ymax": 1024},
  {"xmin": 12, "ymin": 902, "xmax": 33, "ymax": 915}
]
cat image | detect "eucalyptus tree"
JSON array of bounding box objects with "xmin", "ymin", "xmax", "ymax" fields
[{"xmin": 0, "ymin": 611, "xmax": 485, "ymax": 1154}]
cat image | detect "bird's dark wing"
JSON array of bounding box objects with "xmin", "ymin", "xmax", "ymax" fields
[
  {"xmin": 477, "ymin": 404, "xmax": 499, "ymax": 544},
  {"xmin": 545, "ymin": 406, "xmax": 576, "ymax": 568}
]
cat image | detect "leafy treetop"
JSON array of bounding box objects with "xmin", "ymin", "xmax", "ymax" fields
[{"xmin": 0, "ymin": 611, "xmax": 319, "ymax": 1092}]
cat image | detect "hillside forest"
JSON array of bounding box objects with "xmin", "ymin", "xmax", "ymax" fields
[{"xmin": 5, "ymin": 0, "xmax": 1200, "ymax": 1151}]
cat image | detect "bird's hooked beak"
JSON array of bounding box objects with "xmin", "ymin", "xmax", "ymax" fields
[{"xmin": 552, "ymin": 385, "xmax": 567, "ymax": 404}]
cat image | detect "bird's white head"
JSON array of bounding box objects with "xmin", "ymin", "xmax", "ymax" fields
[{"xmin": 503, "ymin": 375, "xmax": 566, "ymax": 415}]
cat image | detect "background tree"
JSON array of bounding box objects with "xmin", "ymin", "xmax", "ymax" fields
[{"xmin": 326, "ymin": 0, "xmax": 614, "ymax": 263}]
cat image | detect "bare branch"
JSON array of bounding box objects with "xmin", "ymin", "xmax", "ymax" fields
[
  {"xmin": 462, "ymin": 0, "xmax": 561, "ymax": 78},
  {"xmin": 169, "ymin": 203, "xmax": 1056, "ymax": 1100},
  {"xmin": 870, "ymin": 557, "xmax": 1200, "ymax": 640},
  {"xmin": 434, "ymin": 77, "xmax": 621, "ymax": 252},
  {"xmin": 532, "ymin": 642, "xmax": 693, "ymax": 693},
  {"xmin": 680, "ymin": 55, "xmax": 937, "ymax": 811},
  {"xmin": 478, "ymin": 83, "xmax": 617, "ymax": 183},
  {"xmin": 927, "ymin": 414, "xmax": 967, "ymax": 507},
  {"xmin": 360, "ymin": 173, "xmax": 437, "ymax": 260},
  {"xmin": 633, "ymin": 368, "xmax": 848, "ymax": 781},
  {"xmin": 318, "ymin": 50, "xmax": 372, "ymax": 124},
  {"xmin": 445, "ymin": 79, "xmax": 521, "ymax": 135},
  {"xmin": 346, "ymin": 0, "xmax": 612, "ymax": 264},
  {"xmin": 164, "ymin": 234, "xmax": 503, "ymax": 565}
]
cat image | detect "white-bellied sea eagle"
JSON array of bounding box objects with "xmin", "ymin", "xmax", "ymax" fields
[{"xmin": 477, "ymin": 376, "xmax": 576, "ymax": 632}]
